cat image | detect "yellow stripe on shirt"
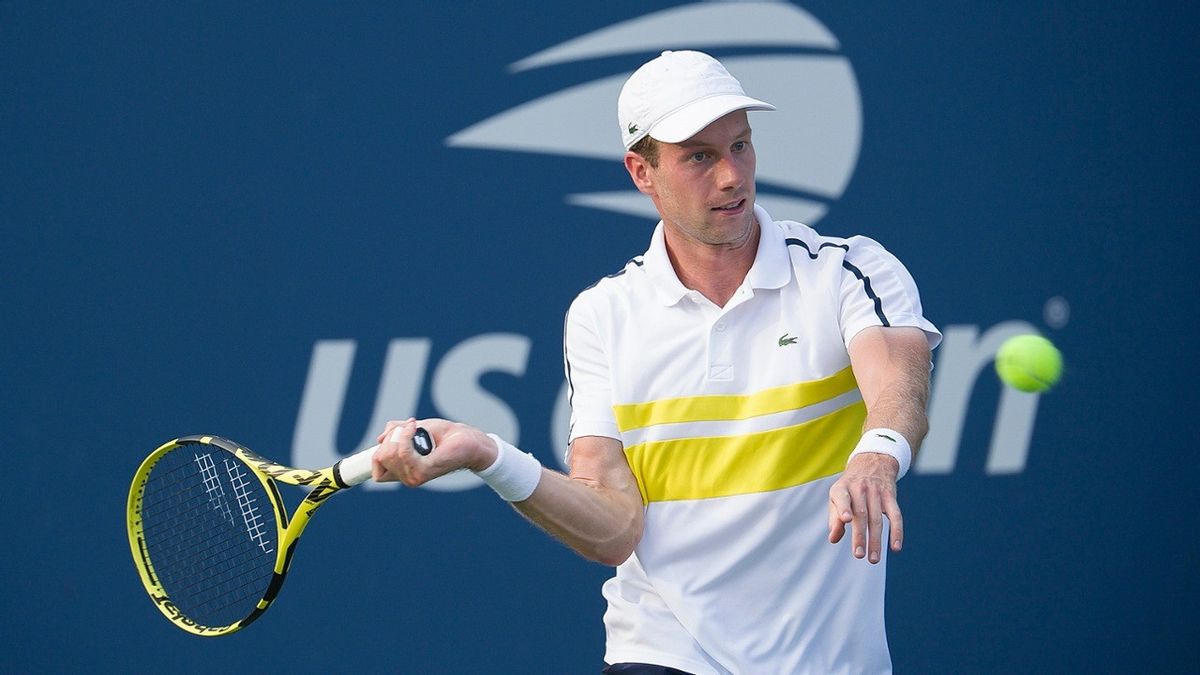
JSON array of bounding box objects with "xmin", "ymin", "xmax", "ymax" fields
[
  {"xmin": 624, "ymin": 400, "xmax": 867, "ymax": 503},
  {"xmin": 613, "ymin": 366, "xmax": 859, "ymax": 432}
]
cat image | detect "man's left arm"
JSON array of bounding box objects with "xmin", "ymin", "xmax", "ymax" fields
[{"xmin": 829, "ymin": 325, "xmax": 932, "ymax": 564}]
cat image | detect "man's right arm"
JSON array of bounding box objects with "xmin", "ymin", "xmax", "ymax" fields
[
  {"xmin": 511, "ymin": 434, "xmax": 643, "ymax": 566},
  {"xmin": 372, "ymin": 292, "xmax": 643, "ymax": 566},
  {"xmin": 512, "ymin": 288, "xmax": 644, "ymax": 565},
  {"xmin": 372, "ymin": 420, "xmax": 643, "ymax": 567}
]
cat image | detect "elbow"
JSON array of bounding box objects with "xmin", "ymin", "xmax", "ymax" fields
[
  {"xmin": 592, "ymin": 542, "xmax": 637, "ymax": 567},
  {"xmin": 586, "ymin": 510, "xmax": 644, "ymax": 567},
  {"xmin": 910, "ymin": 412, "xmax": 930, "ymax": 448},
  {"xmin": 591, "ymin": 544, "xmax": 637, "ymax": 567}
]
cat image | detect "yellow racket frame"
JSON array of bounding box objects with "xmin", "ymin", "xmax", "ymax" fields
[{"xmin": 126, "ymin": 435, "xmax": 350, "ymax": 636}]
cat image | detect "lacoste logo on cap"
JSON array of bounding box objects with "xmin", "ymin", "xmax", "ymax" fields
[{"xmin": 627, "ymin": 122, "xmax": 639, "ymax": 135}]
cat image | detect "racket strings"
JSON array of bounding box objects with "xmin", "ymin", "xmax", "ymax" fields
[
  {"xmin": 157, "ymin": 536, "xmax": 274, "ymax": 598},
  {"xmin": 142, "ymin": 508, "xmax": 273, "ymax": 621},
  {"xmin": 138, "ymin": 460, "xmax": 210, "ymax": 509},
  {"xmin": 145, "ymin": 527, "xmax": 268, "ymax": 598},
  {"xmin": 141, "ymin": 499, "xmax": 271, "ymax": 570},
  {"xmin": 138, "ymin": 446, "xmax": 280, "ymax": 627},
  {"xmin": 141, "ymin": 491, "xmax": 274, "ymax": 556}
]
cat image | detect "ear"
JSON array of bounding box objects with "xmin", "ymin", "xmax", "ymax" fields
[{"xmin": 624, "ymin": 151, "xmax": 655, "ymax": 196}]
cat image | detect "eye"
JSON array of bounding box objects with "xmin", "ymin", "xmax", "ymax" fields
[
  {"xmin": 689, "ymin": 151, "xmax": 708, "ymax": 163},
  {"xmin": 732, "ymin": 141, "xmax": 747, "ymax": 152}
]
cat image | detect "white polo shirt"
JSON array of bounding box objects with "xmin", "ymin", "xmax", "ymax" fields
[{"xmin": 564, "ymin": 205, "xmax": 940, "ymax": 675}]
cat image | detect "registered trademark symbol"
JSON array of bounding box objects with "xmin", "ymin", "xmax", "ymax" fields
[{"xmin": 1044, "ymin": 296, "xmax": 1070, "ymax": 329}]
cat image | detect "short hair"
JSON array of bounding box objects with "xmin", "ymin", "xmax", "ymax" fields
[{"xmin": 630, "ymin": 135, "xmax": 660, "ymax": 168}]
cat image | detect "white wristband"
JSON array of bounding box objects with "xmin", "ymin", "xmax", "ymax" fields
[
  {"xmin": 475, "ymin": 434, "xmax": 543, "ymax": 502},
  {"xmin": 847, "ymin": 428, "xmax": 912, "ymax": 480}
]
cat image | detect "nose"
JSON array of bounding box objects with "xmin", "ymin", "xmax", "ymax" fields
[{"xmin": 715, "ymin": 154, "xmax": 747, "ymax": 192}]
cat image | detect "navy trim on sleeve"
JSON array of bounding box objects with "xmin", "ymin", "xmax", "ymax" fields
[
  {"xmin": 562, "ymin": 309, "xmax": 574, "ymax": 412},
  {"xmin": 785, "ymin": 237, "xmax": 890, "ymax": 327},
  {"xmin": 582, "ymin": 256, "xmax": 644, "ymax": 292}
]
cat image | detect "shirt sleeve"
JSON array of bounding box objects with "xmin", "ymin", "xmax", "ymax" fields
[
  {"xmin": 838, "ymin": 236, "xmax": 942, "ymax": 350},
  {"xmin": 563, "ymin": 293, "xmax": 621, "ymax": 461}
]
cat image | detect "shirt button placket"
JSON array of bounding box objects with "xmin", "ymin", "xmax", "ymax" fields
[{"xmin": 708, "ymin": 315, "xmax": 734, "ymax": 381}]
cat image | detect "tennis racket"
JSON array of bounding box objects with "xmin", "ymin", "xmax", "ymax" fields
[{"xmin": 126, "ymin": 426, "xmax": 433, "ymax": 636}]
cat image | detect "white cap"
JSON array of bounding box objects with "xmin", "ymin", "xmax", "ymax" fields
[{"xmin": 618, "ymin": 50, "xmax": 776, "ymax": 151}]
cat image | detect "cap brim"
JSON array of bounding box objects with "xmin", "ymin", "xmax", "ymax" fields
[{"xmin": 649, "ymin": 94, "xmax": 776, "ymax": 144}]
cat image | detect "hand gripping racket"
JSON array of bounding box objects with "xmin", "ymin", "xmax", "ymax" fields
[{"xmin": 126, "ymin": 427, "xmax": 433, "ymax": 636}]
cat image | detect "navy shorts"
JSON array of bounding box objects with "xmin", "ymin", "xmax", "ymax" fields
[{"xmin": 603, "ymin": 664, "xmax": 695, "ymax": 675}]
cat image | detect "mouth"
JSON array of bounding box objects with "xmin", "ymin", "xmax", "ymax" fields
[{"xmin": 712, "ymin": 198, "xmax": 746, "ymax": 213}]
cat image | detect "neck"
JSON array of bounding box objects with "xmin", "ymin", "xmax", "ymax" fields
[{"xmin": 664, "ymin": 220, "xmax": 760, "ymax": 308}]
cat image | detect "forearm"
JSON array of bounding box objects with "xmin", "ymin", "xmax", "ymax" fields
[
  {"xmin": 861, "ymin": 374, "xmax": 929, "ymax": 452},
  {"xmin": 373, "ymin": 421, "xmax": 644, "ymax": 566},
  {"xmin": 836, "ymin": 328, "xmax": 934, "ymax": 561},
  {"xmin": 511, "ymin": 468, "xmax": 644, "ymax": 566},
  {"xmin": 851, "ymin": 326, "xmax": 933, "ymax": 455}
]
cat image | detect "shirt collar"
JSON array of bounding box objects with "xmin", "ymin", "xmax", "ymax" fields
[
  {"xmin": 641, "ymin": 203, "xmax": 791, "ymax": 306},
  {"xmin": 642, "ymin": 222, "xmax": 691, "ymax": 306},
  {"xmin": 745, "ymin": 204, "xmax": 792, "ymax": 291}
]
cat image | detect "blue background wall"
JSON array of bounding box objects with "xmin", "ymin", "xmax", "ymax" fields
[{"xmin": 2, "ymin": 1, "xmax": 1196, "ymax": 672}]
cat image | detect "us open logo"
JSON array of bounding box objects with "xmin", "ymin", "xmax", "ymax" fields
[{"xmin": 446, "ymin": 0, "xmax": 862, "ymax": 226}]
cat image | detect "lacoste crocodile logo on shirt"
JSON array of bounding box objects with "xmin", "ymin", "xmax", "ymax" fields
[{"xmin": 778, "ymin": 334, "xmax": 798, "ymax": 347}]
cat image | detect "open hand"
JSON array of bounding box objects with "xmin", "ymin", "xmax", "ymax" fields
[{"xmin": 828, "ymin": 452, "xmax": 903, "ymax": 564}]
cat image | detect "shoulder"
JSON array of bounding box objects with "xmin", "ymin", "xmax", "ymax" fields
[
  {"xmin": 576, "ymin": 255, "xmax": 645, "ymax": 301},
  {"xmin": 569, "ymin": 255, "xmax": 645, "ymax": 315},
  {"xmin": 770, "ymin": 219, "xmax": 902, "ymax": 269}
]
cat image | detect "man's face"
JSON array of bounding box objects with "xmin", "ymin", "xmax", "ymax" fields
[{"xmin": 627, "ymin": 110, "xmax": 758, "ymax": 250}]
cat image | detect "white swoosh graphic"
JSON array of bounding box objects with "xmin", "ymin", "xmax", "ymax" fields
[
  {"xmin": 510, "ymin": 1, "xmax": 838, "ymax": 72},
  {"xmin": 447, "ymin": 56, "xmax": 859, "ymax": 196},
  {"xmin": 446, "ymin": 73, "xmax": 620, "ymax": 160},
  {"xmin": 566, "ymin": 191, "xmax": 828, "ymax": 225}
]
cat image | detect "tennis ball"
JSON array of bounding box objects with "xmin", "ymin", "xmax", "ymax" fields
[{"xmin": 995, "ymin": 334, "xmax": 1063, "ymax": 393}]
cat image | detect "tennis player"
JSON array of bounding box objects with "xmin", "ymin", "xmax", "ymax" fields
[{"xmin": 373, "ymin": 50, "xmax": 941, "ymax": 675}]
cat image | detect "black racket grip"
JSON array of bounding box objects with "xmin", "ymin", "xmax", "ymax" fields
[{"xmin": 412, "ymin": 427, "xmax": 435, "ymax": 456}]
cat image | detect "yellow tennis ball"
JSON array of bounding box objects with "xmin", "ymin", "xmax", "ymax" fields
[{"xmin": 995, "ymin": 334, "xmax": 1063, "ymax": 393}]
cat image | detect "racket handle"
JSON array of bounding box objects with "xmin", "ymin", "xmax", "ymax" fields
[{"xmin": 334, "ymin": 426, "xmax": 435, "ymax": 486}]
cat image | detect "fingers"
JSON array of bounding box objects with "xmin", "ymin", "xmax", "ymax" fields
[
  {"xmin": 415, "ymin": 417, "xmax": 453, "ymax": 437},
  {"xmin": 852, "ymin": 482, "xmax": 895, "ymax": 564},
  {"xmin": 372, "ymin": 419, "xmax": 424, "ymax": 485},
  {"xmin": 866, "ymin": 486, "xmax": 883, "ymax": 563},
  {"xmin": 829, "ymin": 463, "xmax": 903, "ymax": 563},
  {"xmin": 828, "ymin": 483, "xmax": 851, "ymax": 543},
  {"xmin": 884, "ymin": 490, "xmax": 903, "ymax": 552},
  {"xmin": 376, "ymin": 418, "xmax": 414, "ymax": 444},
  {"xmin": 850, "ymin": 482, "xmax": 867, "ymax": 561},
  {"xmin": 370, "ymin": 417, "xmax": 463, "ymax": 486}
]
